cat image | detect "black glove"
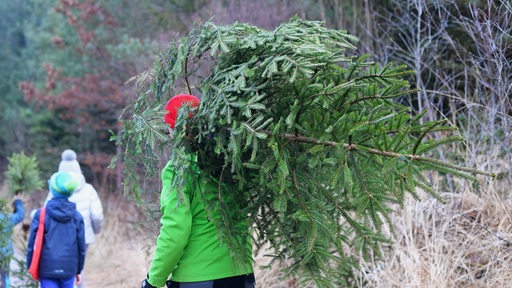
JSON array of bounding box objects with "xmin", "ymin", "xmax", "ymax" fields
[{"xmin": 141, "ymin": 279, "xmax": 157, "ymax": 288}]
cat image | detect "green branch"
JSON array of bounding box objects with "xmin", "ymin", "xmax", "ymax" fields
[{"xmin": 264, "ymin": 131, "xmax": 495, "ymax": 177}]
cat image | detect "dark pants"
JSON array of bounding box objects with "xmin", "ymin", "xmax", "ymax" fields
[
  {"xmin": 40, "ymin": 277, "xmax": 75, "ymax": 288},
  {"xmin": 166, "ymin": 274, "xmax": 255, "ymax": 288}
]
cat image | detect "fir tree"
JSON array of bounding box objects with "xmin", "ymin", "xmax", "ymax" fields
[
  {"xmin": 5, "ymin": 152, "xmax": 43, "ymax": 195},
  {"xmin": 115, "ymin": 18, "xmax": 492, "ymax": 287}
]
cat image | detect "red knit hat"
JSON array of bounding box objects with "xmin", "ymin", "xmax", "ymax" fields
[{"xmin": 164, "ymin": 94, "xmax": 200, "ymax": 129}]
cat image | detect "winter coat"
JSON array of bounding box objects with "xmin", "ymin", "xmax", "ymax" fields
[
  {"xmin": 147, "ymin": 155, "xmax": 253, "ymax": 287},
  {"xmin": 27, "ymin": 198, "xmax": 86, "ymax": 279},
  {"xmin": 46, "ymin": 173, "xmax": 103, "ymax": 244},
  {"xmin": 0, "ymin": 199, "xmax": 24, "ymax": 261}
]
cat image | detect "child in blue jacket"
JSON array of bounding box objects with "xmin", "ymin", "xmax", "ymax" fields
[
  {"xmin": 0, "ymin": 194, "xmax": 24, "ymax": 288},
  {"xmin": 27, "ymin": 172, "xmax": 86, "ymax": 288}
]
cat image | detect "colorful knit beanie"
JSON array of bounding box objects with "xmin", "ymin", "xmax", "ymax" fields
[
  {"xmin": 164, "ymin": 94, "xmax": 200, "ymax": 129},
  {"xmin": 49, "ymin": 172, "xmax": 79, "ymax": 198}
]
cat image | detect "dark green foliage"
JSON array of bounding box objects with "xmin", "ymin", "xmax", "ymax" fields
[{"xmin": 117, "ymin": 18, "xmax": 490, "ymax": 286}]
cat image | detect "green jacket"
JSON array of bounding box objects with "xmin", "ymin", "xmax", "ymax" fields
[{"xmin": 147, "ymin": 156, "xmax": 253, "ymax": 287}]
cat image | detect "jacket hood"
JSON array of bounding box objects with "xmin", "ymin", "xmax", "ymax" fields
[{"xmin": 46, "ymin": 198, "xmax": 77, "ymax": 223}]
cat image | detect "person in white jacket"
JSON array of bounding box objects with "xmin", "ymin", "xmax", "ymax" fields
[{"xmin": 45, "ymin": 149, "xmax": 104, "ymax": 288}]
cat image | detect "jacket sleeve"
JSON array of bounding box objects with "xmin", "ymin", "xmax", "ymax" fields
[
  {"xmin": 10, "ymin": 199, "xmax": 24, "ymax": 226},
  {"xmin": 76, "ymin": 213, "xmax": 86, "ymax": 274},
  {"xmin": 147, "ymin": 161, "xmax": 193, "ymax": 287},
  {"xmin": 26, "ymin": 209, "xmax": 40, "ymax": 269},
  {"xmin": 88, "ymin": 185, "xmax": 104, "ymax": 234}
]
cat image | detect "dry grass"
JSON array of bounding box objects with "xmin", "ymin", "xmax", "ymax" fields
[
  {"xmin": 354, "ymin": 189, "xmax": 512, "ymax": 288},
  {"xmin": 82, "ymin": 194, "xmax": 151, "ymax": 287}
]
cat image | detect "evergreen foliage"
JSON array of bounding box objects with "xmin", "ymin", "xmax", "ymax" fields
[
  {"xmin": 117, "ymin": 18, "xmax": 491, "ymax": 286},
  {"xmin": 5, "ymin": 152, "xmax": 44, "ymax": 195}
]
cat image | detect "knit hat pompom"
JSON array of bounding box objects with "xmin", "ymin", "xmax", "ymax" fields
[
  {"xmin": 58, "ymin": 149, "xmax": 82, "ymax": 174},
  {"xmin": 164, "ymin": 94, "xmax": 200, "ymax": 129},
  {"xmin": 49, "ymin": 172, "xmax": 79, "ymax": 198},
  {"xmin": 61, "ymin": 149, "xmax": 77, "ymax": 161}
]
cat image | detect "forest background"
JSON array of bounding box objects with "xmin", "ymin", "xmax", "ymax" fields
[{"xmin": 0, "ymin": 0, "xmax": 511, "ymax": 287}]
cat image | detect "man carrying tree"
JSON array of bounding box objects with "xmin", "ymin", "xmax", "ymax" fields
[
  {"xmin": 121, "ymin": 18, "xmax": 491, "ymax": 287},
  {"xmin": 141, "ymin": 94, "xmax": 255, "ymax": 288}
]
